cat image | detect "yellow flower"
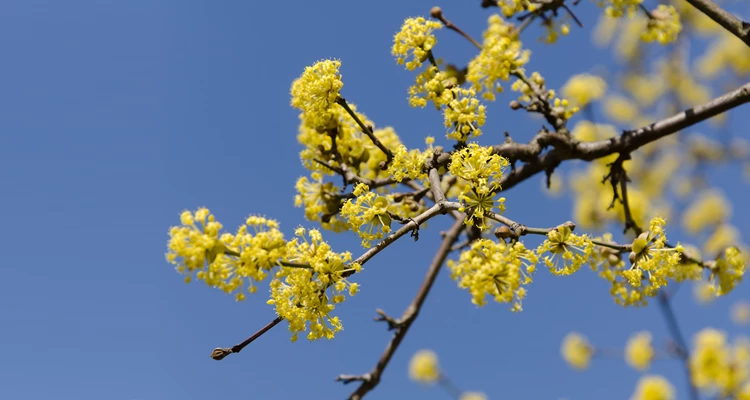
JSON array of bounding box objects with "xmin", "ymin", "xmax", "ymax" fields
[
  {"xmin": 448, "ymin": 239, "xmax": 537, "ymax": 311},
  {"xmin": 166, "ymin": 209, "xmax": 288, "ymax": 299},
  {"xmin": 409, "ymin": 349, "xmax": 440, "ymax": 383},
  {"xmin": 448, "ymin": 143, "xmax": 509, "ymax": 229},
  {"xmin": 444, "ymin": 88, "xmax": 486, "ymax": 141},
  {"xmin": 561, "ymin": 332, "xmax": 593, "ymax": 370},
  {"xmin": 409, "ymin": 65, "xmax": 455, "ymax": 109},
  {"xmin": 290, "ymin": 60, "xmax": 344, "ymax": 130},
  {"xmin": 628, "ymin": 217, "xmax": 683, "ymax": 297},
  {"xmin": 707, "ymin": 247, "xmax": 746, "ymax": 296},
  {"xmin": 537, "ymin": 225, "xmax": 595, "ymax": 276},
  {"xmin": 731, "ymin": 302, "xmax": 750, "ymax": 326},
  {"xmin": 561, "ymin": 73, "xmax": 607, "ymax": 108},
  {"xmin": 460, "ymin": 392, "xmax": 488, "ymax": 400},
  {"xmin": 599, "ymin": 0, "xmax": 643, "ymax": 18},
  {"xmin": 392, "ymin": 17, "xmax": 442, "ymax": 70},
  {"xmin": 626, "ymin": 332, "xmax": 655, "ymax": 371},
  {"xmin": 641, "ymin": 5, "xmax": 681, "ymax": 45},
  {"xmin": 603, "ymin": 94, "xmax": 640, "ymax": 124},
  {"xmin": 467, "ymin": 14, "xmax": 529, "ymax": 101},
  {"xmin": 704, "ymin": 224, "xmax": 740, "ymax": 256},
  {"xmin": 269, "ymin": 228, "xmax": 360, "ymax": 342},
  {"xmin": 689, "ymin": 328, "xmax": 748, "ymax": 394},
  {"xmin": 681, "ymin": 190, "xmax": 731, "ymax": 235},
  {"xmin": 340, "ymin": 183, "xmax": 393, "ymax": 248},
  {"xmin": 629, "ymin": 375, "xmax": 675, "ymax": 400}
]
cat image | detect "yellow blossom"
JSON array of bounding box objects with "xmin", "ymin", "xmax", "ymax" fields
[
  {"xmin": 444, "ymin": 87, "xmax": 486, "ymax": 141},
  {"xmin": 290, "ymin": 60, "xmax": 344, "ymax": 130},
  {"xmin": 537, "ymin": 225, "xmax": 595, "ymax": 276},
  {"xmin": 731, "ymin": 302, "xmax": 750, "ymax": 326},
  {"xmin": 448, "ymin": 144, "xmax": 509, "ymax": 229},
  {"xmin": 626, "ymin": 331, "xmax": 655, "ymax": 371},
  {"xmin": 562, "ymin": 73, "xmax": 607, "ymax": 108},
  {"xmin": 629, "ymin": 375, "xmax": 675, "ymax": 400},
  {"xmin": 340, "ymin": 183, "xmax": 393, "ymax": 248},
  {"xmin": 392, "ymin": 17, "xmax": 442, "ymax": 70},
  {"xmin": 641, "ymin": 5, "xmax": 681, "ymax": 44},
  {"xmin": 467, "ymin": 14, "xmax": 529, "ymax": 101},
  {"xmin": 561, "ymin": 332, "xmax": 593, "ymax": 370},
  {"xmin": 448, "ymin": 239, "xmax": 537, "ymax": 310},
  {"xmin": 269, "ymin": 228, "xmax": 360, "ymax": 341},
  {"xmin": 599, "ymin": 0, "xmax": 643, "ymax": 18},
  {"xmin": 603, "ymin": 94, "xmax": 640, "ymax": 124},
  {"xmin": 681, "ymin": 190, "xmax": 731, "ymax": 235},
  {"xmin": 460, "ymin": 392, "xmax": 488, "ymax": 400},
  {"xmin": 409, "ymin": 349, "xmax": 440, "ymax": 383}
]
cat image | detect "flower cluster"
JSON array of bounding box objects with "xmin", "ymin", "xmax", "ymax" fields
[
  {"xmin": 448, "ymin": 143, "xmax": 509, "ymax": 229},
  {"xmin": 387, "ymin": 143, "xmax": 431, "ymax": 183},
  {"xmin": 340, "ymin": 183, "xmax": 393, "ymax": 248},
  {"xmin": 511, "ymin": 72, "xmax": 580, "ymax": 120},
  {"xmin": 495, "ymin": 0, "xmax": 538, "ymax": 18},
  {"xmin": 561, "ymin": 73, "xmax": 607, "ymax": 108},
  {"xmin": 625, "ymin": 217, "xmax": 683, "ymax": 296},
  {"xmin": 409, "ymin": 349, "xmax": 440, "ymax": 383},
  {"xmin": 409, "ymin": 65, "xmax": 455, "ymax": 109},
  {"xmin": 290, "ymin": 59, "xmax": 343, "ymax": 130},
  {"xmin": 467, "ymin": 15, "xmax": 529, "ymax": 101},
  {"xmin": 706, "ymin": 246, "xmax": 745, "ymax": 296},
  {"xmin": 641, "ymin": 5, "xmax": 682, "ymax": 45},
  {"xmin": 598, "ymin": 0, "xmax": 643, "ymax": 18},
  {"xmin": 561, "ymin": 332, "xmax": 593, "ymax": 370},
  {"xmin": 392, "ymin": 17, "xmax": 442, "ymax": 70},
  {"xmin": 166, "ymin": 208, "xmax": 287, "ymax": 301},
  {"xmin": 269, "ymin": 227, "xmax": 361, "ymax": 342},
  {"xmin": 294, "ymin": 173, "xmax": 348, "ymax": 232},
  {"xmin": 537, "ymin": 225, "xmax": 596, "ymax": 276},
  {"xmin": 629, "ymin": 375, "xmax": 675, "ymax": 400},
  {"xmin": 448, "ymin": 239, "xmax": 537, "ymax": 311},
  {"xmin": 444, "ymin": 88, "xmax": 487, "ymax": 141},
  {"xmin": 690, "ymin": 328, "xmax": 749, "ymax": 396},
  {"xmin": 625, "ymin": 331, "xmax": 655, "ymax": 371}
]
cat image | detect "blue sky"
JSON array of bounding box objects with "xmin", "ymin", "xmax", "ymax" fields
[{"xmin": 1, "ymin": 1, "xmax": 748, "ymax": 399}]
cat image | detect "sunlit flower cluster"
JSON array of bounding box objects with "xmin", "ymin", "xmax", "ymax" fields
[
  {"xmin": 625, "ymin": 331, "xmax": 655, "ymax": 371},
  {"xmin": 340, "ymin": 183, "xmax": 393, "ymax": 248},
  {"xmin": 448, "ymin": 239, "xmax": 537, "ymax": 311},
  {"xmin": 467, "ymin": 14, "xmax": 529, "ymax": 101},
  {"xmin": 167, "ymin": 208, "xmax": 287, "ymax": 300},
  {"xmin": 409, "ymin": 349, "xmax": 441, "ymax": 383},
  {"xmin": 561, "ymin": 332, "xmax": 593, "ymax": 370},
  {"xmin": 629, "ymin": 375, "xmax": 675, "ymax": 400},
  {"xmin": 641, "ymin": 5, "xmax": 682, "ymax": 45},
  {"xmin": 537, "ymin": 225, "xmax": 596, "ymax": 276},
  {"xmin": 690, "ymin": 328, "xmax": 750, "ymax": 396},
  {"xmin": 448, "ymin": 143, "xmax": 509, "ymax": 229},
  {"xmin": 290, "ymin": 59, "xmax": 343, "ymax": 130},
  {"xmin": 444, "ymin": 88, "xmax": 487, "ymax": 141},
  {"xmin": 561, "ymin": 73, "xmax": 607, "ymax": 108},
  {"xmin": 392, "ymin": 17, "xmax": 442, "ymax": 70},
  {"xmin": 598, "ymin": 0, "xmax": 643, "ymax": 18},
  {"xmin": 409, "ymin": 65, "xmax": 455, "ymax": 109},
  {"xmin": 269, "ymin": 227, "xmax": 361, "ymax": 342}
]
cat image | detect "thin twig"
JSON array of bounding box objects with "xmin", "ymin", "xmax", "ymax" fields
[
  {"xmin": 657, "ymin": 293, "xmax": 699, "ymax": 400},
  {"xmin": 210, "ymin": 316, "xmax": 284, "ymax": 360},
  {"xmin": 337, "ymin": 219, "xmax": 465, "ymax": 400},
  {"xmin": 336, "ymin": 97, "xmax": 394, "ymax": 165},
  {"xmin": 431, "ymin": 7, "xmax": 482, "ymax": 50}
]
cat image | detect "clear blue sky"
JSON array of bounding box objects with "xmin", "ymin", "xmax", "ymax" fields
[{"xmin": 1, "ymin": 1, "xmax": 748, "ymax": 399}]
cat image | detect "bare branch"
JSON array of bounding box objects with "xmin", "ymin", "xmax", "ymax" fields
[
  {"xmin": 500, "ymin": 82, "xmax": 750, "ymax": 191},
  {"xmin": 684, "ymin": 0, "xmax": 750, "ymax": 46},
  {"xmin": 339, "ymin": 219, "xmax": 465, "ymax": 400}
]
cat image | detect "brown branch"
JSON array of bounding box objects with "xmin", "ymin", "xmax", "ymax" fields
[
  {"xmin": 210, "ymin": 316, "xmax": 284, "ymax": 360},
  {"xmin": 336, "ymin": 97, "xmax": 394, "ymax": 166},
  {"xmin": 430, "ymin": 7, "xmax": 482, "ymax": 50},
  {"xmin": 499, "ymin": 82, "xmax": 750, "ymax": 191},
  {"xmin": 684, "ymin": 0, "xmax": 750, "ymax": 46},
  {"xmin": 337, "ymin": 218, "xmax": 465, "ymax": 400}
]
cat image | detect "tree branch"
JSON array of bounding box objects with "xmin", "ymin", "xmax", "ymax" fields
[
  {"xmin": 337, "ymin": 218, "xmax": 465, "ymax": 400},
  {"xmin": 683, "ymin": 0, "xmax": 750, "ymax": 46},
  {"xmin": 499, "ymin": 82, "xmax": 750, "ymax": 191}
]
